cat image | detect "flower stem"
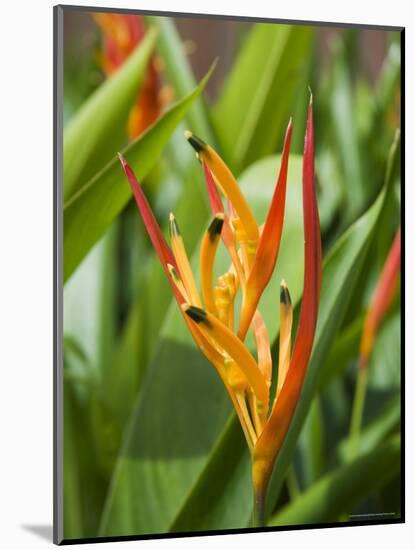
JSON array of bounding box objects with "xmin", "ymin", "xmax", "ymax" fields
[
  {"xmin": 348, "ymin": 367, "xmax": 369, "ymax": 460},
  {"xmin": 252, "ymin": 484, "xmax": 266, "ymax": 528}
]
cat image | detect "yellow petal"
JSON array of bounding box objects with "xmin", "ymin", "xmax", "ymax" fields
[
  {"xmin": 185, "ymin": 132, "xmax": 259, "ymax": 254},
  {"xmin": 183, "ymin": 305, "xmax": 269, "ymax": 406},
  {"xmin": 200, "ymin": 213, "xmax": 225, "ymax": 314},
  {"xmin": 169, "ymin": 213, "xmax": 202, "ymax": 307},
  {"xmin": 252, "ymin": 311, "xmax": 272, "ymax": 388},
  {"xmin": 167, "ymin": 263, "xmax": 190, "ymax": 302}
]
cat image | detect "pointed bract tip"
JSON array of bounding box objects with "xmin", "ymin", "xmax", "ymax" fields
[
  {"xmin": 118, "ymin": 152, "xmax": 127, "ymax": 167},
  {"xmin": 308, "ymin": 85, "xmax": 313, "ymax": 105},
  {"xmin": 184, "ymin": 130, "xmax": 192, "ymax": 140},
  {"xmin": 169, "ymin": 212, "xmax": 180, "ymax": 236},
  {"xmin": 186, "ymin": 132, "xmax": 207, "ymax": 153},
  {"xmin": 280, "ymin": 281, "xmax": 292, "ymax": 305},
  {"xmin": 183, "ymin": 304, "xmax": 208, "ymax": 324},
  {"xmin": 208, "ymin": 214, "xmax": 225, "ymax": 241}
]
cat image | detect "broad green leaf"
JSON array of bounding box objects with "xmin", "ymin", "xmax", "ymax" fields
[
  {"xmin": 212, "ymin": 23, "xmax": 314, "ymax": 172},
  {"xmin": 297, "ymin": 397, "xmax": 325, "ymax": 489},
  {"xmin": 169, "ymin": 415, "xmax": 251, "ymax": 532},
  {"xmin": 64, "ymin": 28, "xmax": 157, "ymax": 201},
  {"xmin": 268, "ymin": 435, "xmax": 400, "ymax": 526},
  {"xmin": 64, "ymin": 66, "xmax": 214, "ymax": 283},
  {"xmin": 99, "ymin": 154, "xmax": 306, "ymax": 536}
]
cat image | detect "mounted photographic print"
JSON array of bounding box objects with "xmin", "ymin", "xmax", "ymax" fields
[{"xmin": 54, "ymin": 4, "xmax": 404, "ymax": 545}]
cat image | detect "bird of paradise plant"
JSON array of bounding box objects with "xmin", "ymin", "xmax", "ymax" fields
[
  {"xmin": 94, "ymin": 13, "xmax": 171, "ymax": 138},
  {"xmin": 118, "ymin": 97, "xmax": 321, "ymax": 526}
]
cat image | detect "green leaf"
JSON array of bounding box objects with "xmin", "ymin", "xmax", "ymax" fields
[
  {"xmin": 328, "ymin": 39, "xmax": 365, "ymax": 223},
  {"xmin": 145, "ymin": 16, "xmax": 216, "ymax": 144},
  {"xmin": 63, "ymin": 28, "xmax": 157, "ymax": 201},
  {"xmin": 63, "ymin": 383, "xmax": 85, "ymax": 538},
  {"xmin": 338, "ymin": 395, "xmax": 400, "ymax": 462},
  {"xmin": 315, "ymin": 151, "xmax": 343, "ymax": 230},
  {"xmin": 63, "ymin": 360, "xmax": 106, "ymax": 539},
  {"xmin": 268, "ymin": 435, "xmax": 400, "ymax": 526},
  {"xmin": 212, "ymin": 23, "xmax": 314, "ymax": 172},
  {"xmin": 96, "ymin": 224, "xmax": 119, "ymax": 380},
  {"xmin": 368, "ymin": 312, "xmax": 401, "ymax": 389},
  {"xmin": 64, "ymin": 230, "xmax": 116, "ymax": 368},
  {"xmin": 319, "ymin": 307, "xmax": 400, "ymax": 392},
  {"xmin": 318, "ymin": 314, "xmax": 363, "ymax": 389},
  {"xmin": 100, "ymin": 258, "xmax": 157, "ymax": 429},
  {"xmin": 297, "ymin": 396, "xmax": 325, "ymax": 488},
  {"xmin": 64, "ymin": 66, "xmax": 214, "ymax": 283},
  {"xmin": 169, "ymin": 415, "xmax": 251, "ymax": 532},
  {"xmin": 99, "ymin": 153, "xmax": 306, "ymax": 536}
]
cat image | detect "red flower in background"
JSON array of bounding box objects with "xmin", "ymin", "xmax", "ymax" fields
[{"xmin": 93, "ymin": 13, "xmax": 172, "ymax": 138}]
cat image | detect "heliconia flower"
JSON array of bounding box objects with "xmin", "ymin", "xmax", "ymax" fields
[
  {"xmin": 359, "ymin": 227, "xmax": 401, "ymax": 370},
  {"xmin": 119, "ymin": 96, "xmax": 321, "ymax": 526},
  {"xmin": 93, "ymin": 13, "xmax": 172, "ymax": 138}
]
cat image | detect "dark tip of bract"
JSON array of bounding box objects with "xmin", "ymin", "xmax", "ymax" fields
[
  {"xmin": 185, "ymin": 132, "xmax": 207, "ymax": 153},
  {"xmin": 280, "ymin": 282, "xmax": 292, "ymax": 306},
  {"xmin": 208, "ymin": 214, "xmax": 225, "ymax": 242},
  {"xmin": 184, "ymin": 305, "xmax": 208, "ymax": 324}
]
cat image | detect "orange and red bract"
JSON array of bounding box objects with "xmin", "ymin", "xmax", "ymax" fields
[
  {"xmin": 238, "ymin": 119, "xmax": 293, "ymax": 341},
  {"xmin": 118, "ymin": 154, "xmax": 177, "ymax": 273},
  {"xmin": 252, "ymin": 100, "xmax": 321, "ymax": 505},
  {"xmin": 359, "ymin": 227, "xmax": 401, "ymax": 369}
]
